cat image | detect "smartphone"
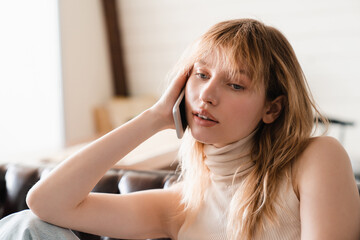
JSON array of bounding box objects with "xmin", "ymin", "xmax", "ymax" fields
[{"xmin": 172, "ymin": 89, "xmax": 188, "ymax": 139}]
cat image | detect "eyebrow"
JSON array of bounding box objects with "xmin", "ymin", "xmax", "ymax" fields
[
  {"xmin": 238, "ymin": 70, "xmax": 251, "ymax": 81},
  {"xmin": 196, "ymin": 59, "xmax": 208, "ymax": 67},
  {"xmin": 195, "ymin": 60, "xmax": 250, "ymax": 80},
  {"xmin": 238, "ymin": 69, "xmax": 248, "ymax": 75}
]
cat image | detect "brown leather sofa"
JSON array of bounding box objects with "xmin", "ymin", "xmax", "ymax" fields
[
  {"xmin": 0, "ymin": 163, "xmax": 178, "ymax": 240},
  {"xmin": 1, "ymin": 163, "xmax": 360, "ymax": 240}
]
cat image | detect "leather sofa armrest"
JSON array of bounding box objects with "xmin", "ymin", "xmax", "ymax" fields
[{"xmin": 0, "ymin": 163, "xmax": 177, "ymax": 240}]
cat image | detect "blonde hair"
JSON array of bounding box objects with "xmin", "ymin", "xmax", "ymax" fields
[{"xmin": 171, "ymin": 19, "xmax": 327, "ymax": 239}]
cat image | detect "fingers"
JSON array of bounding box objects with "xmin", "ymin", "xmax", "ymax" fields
[
  {"xmin": 166, "ymin": 67, "xmax": 192, "ymax": 102},
  {"xmin": 174, "ymin": 68, "xmax": 191, "ymax": 88},
  {"xmin": 150, "ymin": 67, "xmax": 192, "ymax": 130}
]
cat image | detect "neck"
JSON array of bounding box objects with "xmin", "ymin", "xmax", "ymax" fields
[{"xmin": 204, "ymin": 132, "xmax": 255, "ymax": 183}]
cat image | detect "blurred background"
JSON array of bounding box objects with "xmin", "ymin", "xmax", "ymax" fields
[{"xmin": 0, "ymin": 0, "xmax": 360, "ymax": 171}]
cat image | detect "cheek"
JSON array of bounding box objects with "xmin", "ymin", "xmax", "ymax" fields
[{"xmin": 229, "ymin": 99, "xmax": 265, "ymax": 124}]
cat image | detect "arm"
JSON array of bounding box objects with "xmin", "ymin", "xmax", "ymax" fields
[
  {"xmin": 294, "ymin": 136, "xmax": 360, "ymax": 240},
  {"xmin": 26, "ymin": 71, "xmax": 188, "ymax": 239}
]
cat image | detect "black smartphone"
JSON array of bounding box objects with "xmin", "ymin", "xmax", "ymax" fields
[{"xmin": 172, "ymin": 89, "xmax": 188, "ymax": 139}]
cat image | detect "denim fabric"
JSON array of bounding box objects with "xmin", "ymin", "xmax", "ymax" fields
[{"xmin": 0, "ymin": 210, "xmax": 79, "ymax": 240}]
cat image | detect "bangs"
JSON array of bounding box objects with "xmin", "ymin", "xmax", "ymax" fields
[
  {"xmin": 186, "ymin": 25, "xmax": 266, "ymax": 91},
  {"xmin": 171, "ymin": 19, "xmax": 269, "ymax": 93}
]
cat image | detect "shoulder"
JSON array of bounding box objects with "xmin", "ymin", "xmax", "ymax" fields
[
  {"xmin": 292, "ymin": 136, "xmax": 352, "ymax": 195},
  {"xmin": 299, "ymin": 135, "xmax": 348, "ymax": 162},
  {"xmin": 292, "ymin": 136, "xmax": 360, "ymax": 239}
]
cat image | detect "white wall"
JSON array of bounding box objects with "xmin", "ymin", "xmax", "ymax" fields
[
  {"xmin": 0, "ymin": 0, "xmax": 64, "ymax": 163},
  {"xmin": 116, "ymin": 0, "xmax": 360, "ymax": 169},
  {"xmin": 59, "ymin": 0, "xmax": 360, "ymax": 169},
  {"xmin": 59, "ymin": 0, "xmax": 113, "ymax": 145}
]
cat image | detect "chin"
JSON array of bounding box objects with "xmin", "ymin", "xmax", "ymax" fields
[
  {"xmin": 190, "ymin": 129, "xmax": 219, "ymax": 146},
  {"xmin": 190, "ymin": 129, "xmax": 245, "ymax": 147}
]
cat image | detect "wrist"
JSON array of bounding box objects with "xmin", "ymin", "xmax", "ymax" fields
[{"xmin": 144, "ymin": 106, "xmax": 173, "ymax": 132}]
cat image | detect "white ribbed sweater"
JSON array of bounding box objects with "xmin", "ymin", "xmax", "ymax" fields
[{"xmin": 177, "ymin": 134, "xmax": 301, "ymax": 240}]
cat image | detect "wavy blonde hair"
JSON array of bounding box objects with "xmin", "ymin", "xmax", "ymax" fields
[{"xmin": 170, "ymin": 19, "xmax": 327, "ymax": 239}]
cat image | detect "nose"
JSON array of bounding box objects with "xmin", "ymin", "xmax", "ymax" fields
[{"xmin": 199, "ymin": 79, "xmax": 219, "ymax": 106}]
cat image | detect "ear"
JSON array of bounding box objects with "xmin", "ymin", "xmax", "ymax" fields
[{"xmin": 262, "ymin": 95, "xmax": 285, "ymax": 124}]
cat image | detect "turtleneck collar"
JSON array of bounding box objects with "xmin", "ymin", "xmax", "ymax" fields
[{"xmin": 204, "ymin": 131, "xmax": 255, "ymax": 183}]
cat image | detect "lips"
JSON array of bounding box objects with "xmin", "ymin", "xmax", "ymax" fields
[{"xmin": 193, "ymin": 110, "xmax": 219, "ymax": 123}]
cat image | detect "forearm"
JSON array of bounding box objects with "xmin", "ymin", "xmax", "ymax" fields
[
  {"xmin": 26, "ymin": 108, "xmax": 164, "ymax": 218},
  {"xmin": 27, "ymin": 67, "xmax": 188, "ymax": 221}
]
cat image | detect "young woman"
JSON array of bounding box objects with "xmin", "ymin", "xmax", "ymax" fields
[{"xmin": 2, "ymin": 18, "xmax": 360, "ymax": 240}]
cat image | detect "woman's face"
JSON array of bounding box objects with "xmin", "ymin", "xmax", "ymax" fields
[{"xmin": 185, "ymin": 55, "xmax": 268, "ymax": 147}]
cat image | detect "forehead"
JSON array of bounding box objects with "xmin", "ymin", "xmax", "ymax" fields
[{"xmin": 194, "ymin": 52, "xmax": 250, "ymax": 80}]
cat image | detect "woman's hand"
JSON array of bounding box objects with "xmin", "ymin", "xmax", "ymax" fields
[{"xmin": 150, "ymin": 69, "xmax": 189, "ymax": 131}]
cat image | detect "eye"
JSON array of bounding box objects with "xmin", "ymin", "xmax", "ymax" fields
[
  {"xmin": 229, "ymin": 83, "xmax": 244, "ymax": 90},
  {"xmin": 195, "ymin": 72, "xmax": 209, "ymax": 80}
]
